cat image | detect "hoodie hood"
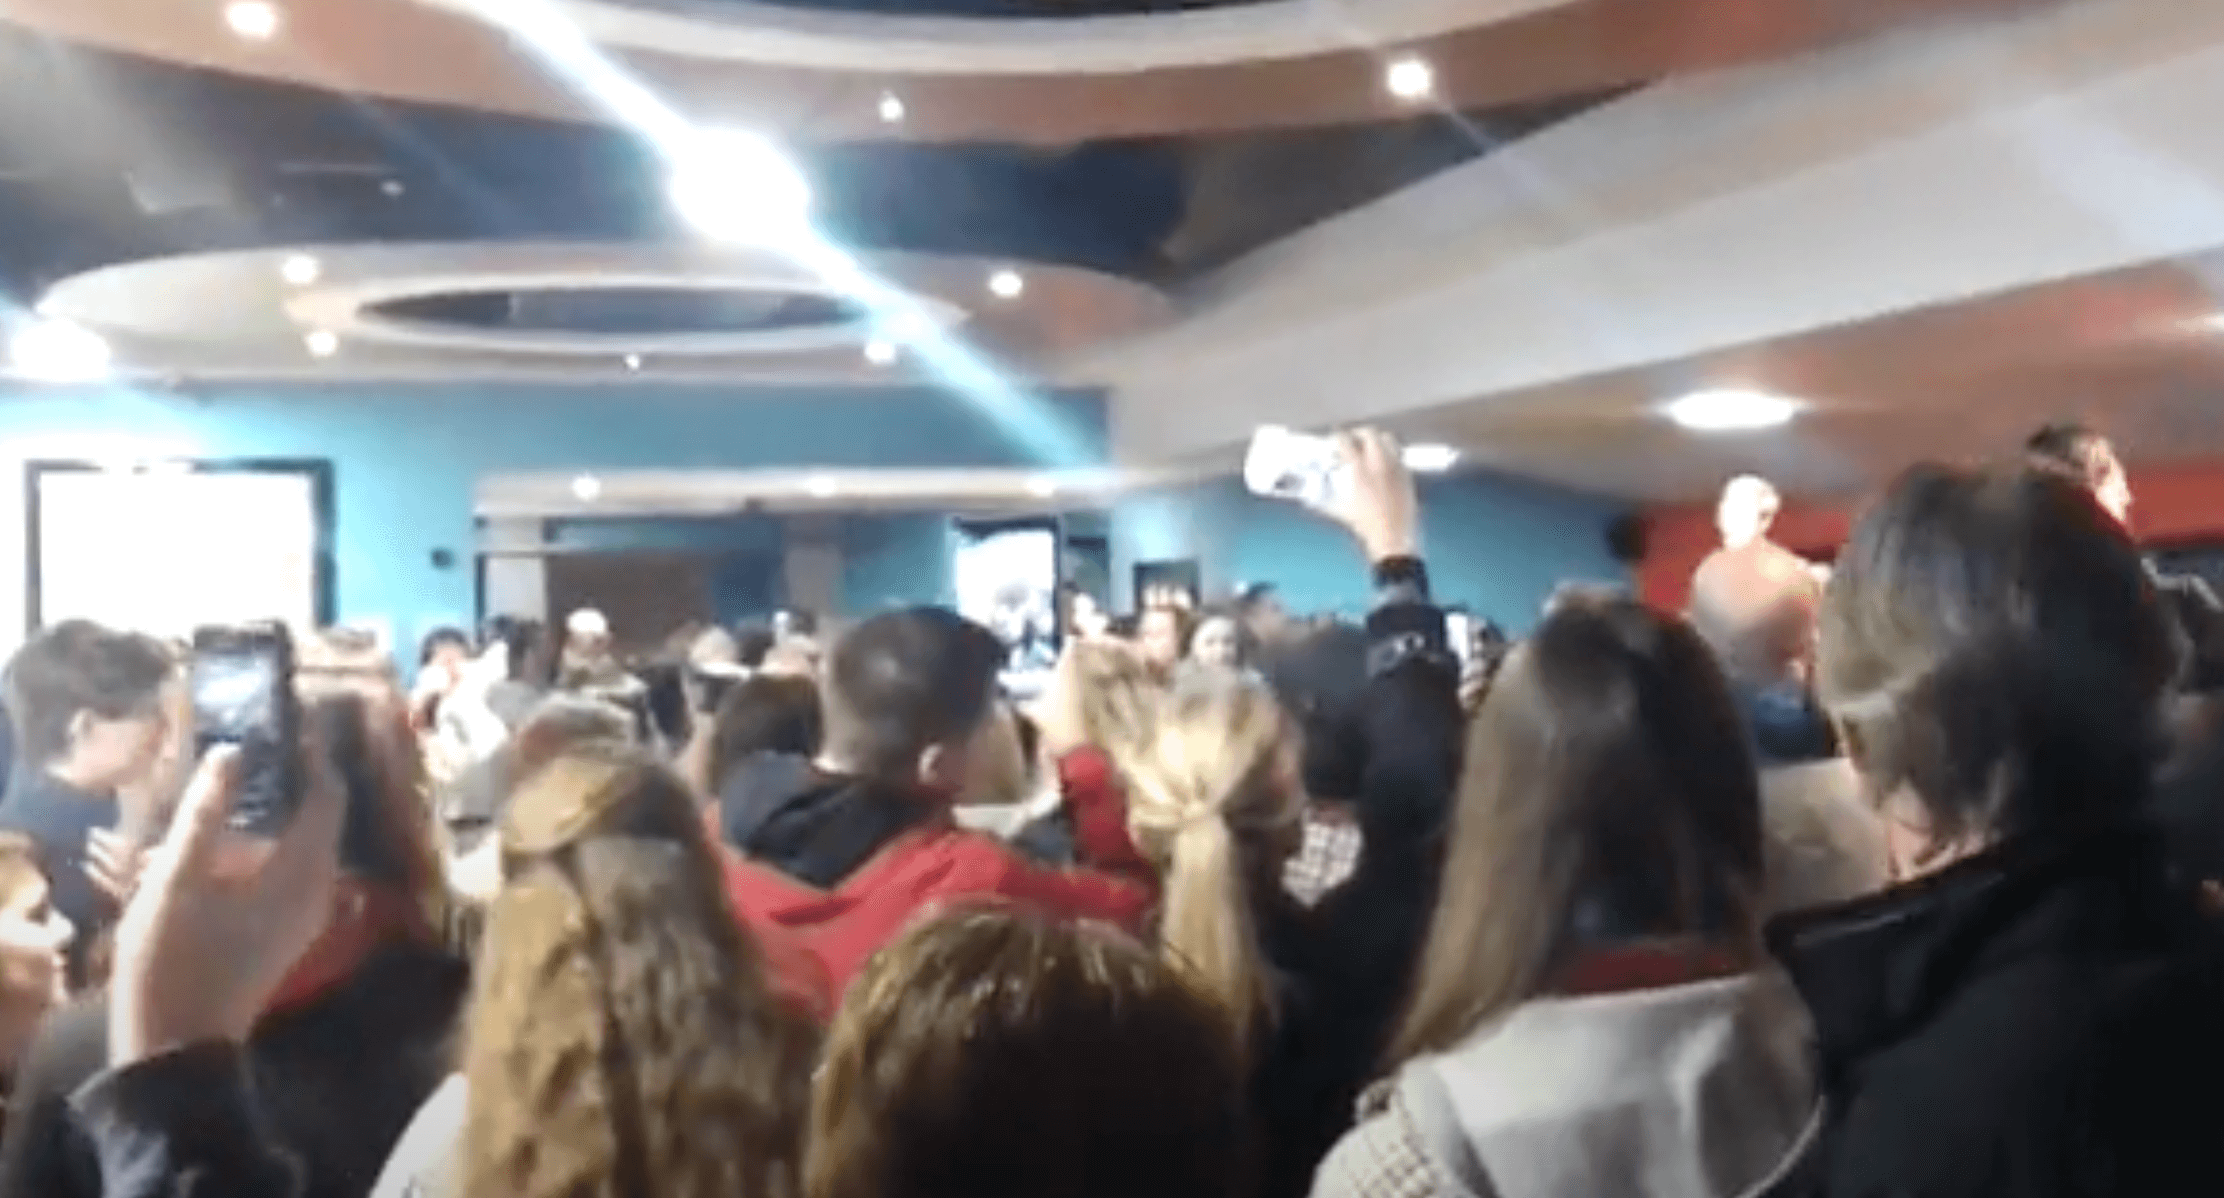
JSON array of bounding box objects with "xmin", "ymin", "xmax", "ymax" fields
[{"xmin": 716, "ymin": 751, "xmax": 935, "ymax": 890}]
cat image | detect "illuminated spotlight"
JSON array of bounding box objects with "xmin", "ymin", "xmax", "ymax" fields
[
  {"xmin": 10, "ymin": 319, "xmax": 111, "ymax": 382},
  {"xmin": 877, "ymin": 91, "xmax": 906, "ymax": 124},
  {"xmin": 863, "ymin": 339, "xmax": 898, "ymax": 366},
  {"xmin": 623, "ymin": 353, "xmax": 643, "ymax": 371},
  {"xmin": 1663, "ymin": 387, "xmax": 1803, "ymax": 432},
  {"xmin": 988, "ymin": 268, "xmax": 1025, "ymax": 300},
  {"xmin": 1026, "ymin": 475, "xmax": 1059, "ymax": 498},
  {"xmin": 666, "ymin": 128, "xmax": 813, "ymax": 246},
  {"xmin": 1401, "ymin": 443, "xmax": 1460, "ymax": 473},
  {"xmin": 279, "ymin": 254, "xmax": 320, "ymax": 286},
  {"xmin": 571, "ymin": 474, "xmax": 603, "ymax": 502},
  {"xmin": 806, "ymin": 473, "xmax": 841, "ymax": 498},
  {"xmin": 380, "ymin": 179, "xmax": 405, "ymax": 198},
  {"xmin": 224, "ymin": 0, "xmax": 281, "ymax": 40},
  {"xmin": 304, "ymin": 329, "xmax": 340, "ymax": 358},
  {"xmin": 1385, "ymin": 55, "xmax": 1435, "ymax": 102}
]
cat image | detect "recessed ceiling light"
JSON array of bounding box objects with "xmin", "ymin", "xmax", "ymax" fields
[
  {"xmin": 623, "ymin": 353, "xmax": 643, "ymax": 371},
  {"xmin": 863, "ymin": 339, "xmax": 897, "ymax": 366},
  {"xmin": 10, "ymin": 319, "xmax": 111, "ymax": 382},
  {"xmin": 571, "ymin": 474, "xmax": 603, "ymax": 502},
  {"xmin": 279, "ymin": 254, "xmax": 320, "ymax": 286},
  {"xmin": 304, "ymin": 329, "xmax": 339, "ymax": 358},
  {"xmin": 667, "ymin": 128, "xmax": 813, "ymax": 247},
  {"xmin": 806, "ymin": 474, "xmax": 841, "ymax": 498},
  {"xmin": 1664, "ymin": 388, "xmax": 1803, "ymax": 432},
  {"xmin": 1385, "ymin": 55, "xmax": 1435, "ymax": 101},
  {"xmin": 380, "ymin": 179, "xmax": 405, "ymax": 198},
  {"xmin": 1026, "ymin": 476, "xmax": 1059, "ymax": 498},
  {"xmin": 877, "ymin": 92, "xmax": 906, "ymax": 124},
  {"xmin": 1401, "ymin": 443, "xmax": 1460, "ymax": 473},
  {"xmin": 988, "ymin": 269, "xmax": 1025, "ymax": 300},
  {"xmin": 224, "ymin": 0, "xmax": 281, "ymax": 41}
]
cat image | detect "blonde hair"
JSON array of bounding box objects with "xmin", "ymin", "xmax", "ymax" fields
[
  {"xmin": 807, "ymin": 908, "xmax": 1245, "ymax": 1198},
  {"xmin": 1039, "ymin": 639, "xmax": 1161, "ymax": 761},
  {"xmin": 1119, "ymin": 670, "xmax": 1301, "ymax": 1056},
  {"xmin": 460, "ymin": 744, "xmax": 815, "ymax": 1198}
]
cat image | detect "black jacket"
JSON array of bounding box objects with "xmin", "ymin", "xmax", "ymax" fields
[
  {"xmin": 0, "ymin": 771, "xmax": 118, "ymax": 986},
  {"xmin": 1250, "ymin": 560, "xmax": 1465, "ymax": 1198},
  {"xmin": 1764, "ymin": 826, "xmax": 2224, "ymax": 1198},
  {"xmin": 71, "ymin": 1043, "xmax": 299, "ymax": 1198},
  {"xmin": 0, "ymin": 943, "xmax": 467, "ymax": 1198}
]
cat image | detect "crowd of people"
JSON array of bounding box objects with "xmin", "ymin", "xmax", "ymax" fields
[{"xmin": 0, "ymin": 423, "xmax": 2221, "ymax": 1198}]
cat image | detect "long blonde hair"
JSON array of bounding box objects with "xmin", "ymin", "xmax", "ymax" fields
[
  {"xmin": 1037, "ymin": 639, "xmax": 1161, "ymax": 762},
  {"xmin": 460, "ymin": 744, "xmax": 815, "ymax": 1198},
  {"xmin": 1119, "ymin": 670, "xmax": 1301, "ymax": 1055}
]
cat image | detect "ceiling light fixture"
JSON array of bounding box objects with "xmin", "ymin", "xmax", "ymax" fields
[
  {"xmin": 304, "ymin": 329, "xmax": 339, "ymax": 358},
  {"xmin": 1026, "ymin": 476, "xmax": 1060, "ymax": 498},
  {"xmin": 1385, "ymin": 55, "xmax": 1435, "ymax": 101},
  {"xmin": 380, "ymin": 179, "xmax": 405, "ymax": 198},
  {"xmin": 988, "ymin": 268, "xmax": 1025, "ymax": 300},
  {"xmin": 1401, "ymin": 443, "xmax": 1460, "ymax": 473},
  {"xmin": 279, "ymin": 254, "xmax": 320, "ymax": 286},
  {"xmin": 571, "ymin": 474, "xmax": 603, "ymax": 502},
  {"xmin": 806, "ymin": 474, "xmax": 841, "ymax": 498},
  {"xmin": 877, "ymin": 92, "xmax": 906, "ymax": 124},
  {"xmin": 224, "ymin": 0, "xmax": 281, "ymax": 40},
  {"xmin": 10, "ymin": 319, "xmax": 112, "ymax": 383},
  {"xmin": 863, "ymin": 339, "xmax": 897, "ymax": 366},
  {"xmin": 666, "ymin": 128, "xmax": 813, "ymax": 247},
  {"xmin": 623, "ymin": 353, "xmax": 643, "ymax": 371},
  {"xmin": 1663, "ymin": 387, "xmax": 1803, "ymax": 432}
]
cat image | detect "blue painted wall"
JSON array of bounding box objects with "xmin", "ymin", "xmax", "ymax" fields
[
  {"xmin": 1112, "ymin": 473, "xmax": 1631, "ymax": 632},
  {"xmin": 0, "ymin": 382, "xmax": 1104, "ymax": 650}
]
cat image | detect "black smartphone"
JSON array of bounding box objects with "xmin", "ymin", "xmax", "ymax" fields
[{"xmin": 191, "ymin": 623, "xmax": 301, "ymax": 836}]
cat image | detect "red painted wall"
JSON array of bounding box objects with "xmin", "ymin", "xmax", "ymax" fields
[{"xmin": 1638, "ymin": 462, "xmax": 2224, "ymax": 611}]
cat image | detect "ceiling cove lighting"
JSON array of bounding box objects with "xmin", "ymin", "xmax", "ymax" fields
[
  {"xmin": 666, "ymin": 128, "xmax": 813, "ymax": 246},
  {"xmin": 988, "ymin": 268, "xmax": 1025, "ymax": 300},
  {"xmin": 303, "ymin": 329, "xmax": 339, "ymax": 358},
  {"xmin": 1385, "ymin": 55, "xmax": 1435, "ymax": 102},
  {"xmin": 1663, "ymin": 388, "xmax": 1803, "ymax": 432},
  {"xmin": 224, "ymin": 0, "xmax": 281, "ymax": 40},
  {"xmin": 279, "ymin": 254, "xmax": 320, "ymax": 286},
  {"xmin": 11, "ymin": 319, "xmax": 112, "ymax": 382},
  {"xmin": 571, "ymin": 474, "xmax": 603, "ymax": 502},
  {"xmin": 877, "ymin": 92, "xmax": 906, "ymax": 124},
  {"xmin": 1401, "ymin": 443, "xmax": 1460, "ymax": 473},
  {"xmin": 863, "ymin": 339, "xmax": 897, "ymax": 366}
]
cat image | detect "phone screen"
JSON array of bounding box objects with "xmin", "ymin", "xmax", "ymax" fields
[
  {"xmin": 192, "ymin": 626, "xmax": 298, "ymax": 836},
  {"xmin": 1445, "ymin": 611, "xmax": 1475, "ymax": 668}
]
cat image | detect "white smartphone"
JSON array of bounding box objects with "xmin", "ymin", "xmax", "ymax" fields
[
  {"xmin": 1244, "ymin": 425, "xmax": 1351, "ymax": 510},
  {"xmin": 1445, "ymin": 611, "xmax": 1475, "ymax": 667}
]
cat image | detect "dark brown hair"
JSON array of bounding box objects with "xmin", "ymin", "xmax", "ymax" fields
[
  {"xmin": 1392, "ymin": 596, "xmax": 1764, "ymax": 1062},
  {"xmin": 819, "ymin": 608, "xmax": 1003, "ymax": 780},
  {"xmin": 1817, "ymin": 464, "xmax": 2172, "ymax": 847},
  {"xmin": 706, "ymin": 675, "xmax": 822, "ymax": 785},
  {"xmin": 808, "ymin": 909, "xmax": 1247, "ymax": 1198},
  {"xmin": 3, "ymin": 621, "xmax": 172, "ymax": 769}
]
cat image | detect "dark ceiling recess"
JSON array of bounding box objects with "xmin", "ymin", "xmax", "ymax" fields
[
  {"xmin": 653, "ymin": 0, "xmax": 1268, "ymax": 15},
  {"xmin": 373, "ymin": 287, "xmax": 868, "ymax": 334},
  {"xmin": 0, "ymin": 22, "xmax": 1632, "ymax": 304}
]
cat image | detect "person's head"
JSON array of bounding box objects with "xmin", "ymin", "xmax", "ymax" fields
[
  {"xmin": 0, "ymin": 832, "xmax": 70, "ymax": 1068},
  {"xmin": 704, "ymin": 674, "xmax": 822, "ymax": 788},
  {"xmin": 1136, "ymin": 604, "xmax": 1193, "ymax": 677},
  {"xmin": 1064, "ymin": 588, "xmax": 1109, "ymax": 640},
  {"xmin": 293, "ymin": 668, "xmax": 447, "ymax": 935},
  {"xmin": 2026, "ymin": 421, "xmax": 2132, "ymax": 526},
  {"xmin": 418, "ymin": 627, "xmax": 472, "ymax": 691},
  {"xmin": 1716, "ymin": 474, "xmax": 1782, "ymax": 549},
  {"xmin": 511, "ymin": 696, "xmax": 635, "ymax": 779},
  {"xmin": 1236, "ymin": 583, "xmax": 1290, "ymax": 648},
  {"xmin": 1189, "ymin": 612, "xmax": 1244, "ymax": 670},
  {"xmin": 1119, "ymin": 670, "xmax": 1304, "ymax": 1055},
  {"xmin": 1393, "ymin": 595, "xmax": 1765, "ymax": 1061},
  {"xmin": 733, "ymin": 621, "xmax": 778, "ymax": 669},
  {"xmin": 1817, "ymin": 465, "xmax": 2172, "ymax": 879},
  {"xmin": 1259, "ymin": 620, "xmax": 1374, "ymax": 803},
  {"xmin": 4, "ymin": 621, "xmax": 174, "ymax": 792},
  {"xmin": 463, "ymin": 744, "xmax": 814, "ymax": 1198},
  {"xmin": 808, "ymin": 908, "xmax": 1246, "ymax": 1198},
  {"xmin": 564, "ymin": 609, "xmax": 611, "ymax": 656},
  {"xmin": 1035, "ymin": 638, "xmax": 1160, "ymax": 761},
  {"xmin": 817, "ymin": 608, "xmax": 1004, "ymax": 795}
]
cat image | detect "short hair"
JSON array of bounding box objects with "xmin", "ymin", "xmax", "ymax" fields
[
  {"xmin": 705, "ymin": 675, "xmax": 822, "ymax": 787},
  {"xmin": 820, "ymin": 608, "xmax": 1004, "ymax": 780},
  {"xmin": 1818, "ymin": 465, "xmax": 2173, "ymax": 847},
  {"xmin": 808, "ymin": 909, "xmax": 1246, "ymax": 1198},
  {"xmin": 418, "ymin": 626, "xmax": 471, "ymax": 667},
  {"xmin": 1394, "ymin": 595, "xmax": 1763, "ymax": 1061},
  {"xmin": 2025, "ymin": 421, "xmax": 2101, "ymax": 473},
  {"xmin": 3, "ymin": 621, "xmax": 173, "ymax": 769},
  {"xmin": 733, "ymin": 622, "xmax": 778, "ymax": 669}
]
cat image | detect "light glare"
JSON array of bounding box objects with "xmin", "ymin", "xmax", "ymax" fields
[
  {"xmin": 304, "ymin": 330, "xmax": 339, "ymax": 358},
  {"xmin": 863, "ymin": 339, "xmax": 897, "ymax": 366},
  {"xmin": 225, "ymin": 1, "xmax": 280, "ymax": 40},
  {"xmin": 279, "ymin": 254, "xmax": 320, "ymax": 286},
  {"xmin": 11, "ymin": 320, "xmax": 112, "ymax": 382},
  {"xmin": 1386, "ymin": 56, "xmax": 1435, "ymax": 101},
  {"xmin": 806, "ymin": 474, "xmax": 841, "ymax": 498},
  {"xmin": 988, "ymin": 269, "xmax": 1025, "ymax": 300},
  {"xmin": 666, "ymin": 128, "xmax": 813, "ymax": 246},
  {"xmin": 1401, "ymin": 443, "xmax": 1460, "ymax": 473},
  {"xmin": 571, "ymin": 474, "xmax": 603, "ymax": 502},
  {"xmin": 1664, "ymin": 388, "xmax": 1803, "ymax": 432},
  {"xmin": 877, "ymin": 92, "xmax": 906, "ymax": 124}
]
